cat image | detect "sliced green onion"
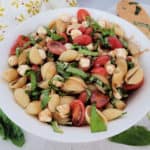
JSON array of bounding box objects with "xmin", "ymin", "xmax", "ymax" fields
[{"xmin": 51, "ymin": 121, "xmax": 63, "ymax": 134}]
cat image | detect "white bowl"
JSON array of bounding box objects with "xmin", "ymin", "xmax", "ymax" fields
[{"xmin": 0, "ymin": 7, "xmax": 150, "ymax": 143}]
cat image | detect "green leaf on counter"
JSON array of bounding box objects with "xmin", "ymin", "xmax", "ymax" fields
[
  {"xmin": 0, "ymin": 108, "xmax": 25, "ymax": 147},
  {"xmin": 109, "ymin": 126, "xmax": 150, "ymax": 146},
  {"xmin": 90, "ymin": 105, "xmax": 107, "ymax": 133}
]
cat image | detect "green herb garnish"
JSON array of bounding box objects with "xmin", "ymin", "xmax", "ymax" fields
[
  {"xmin": 90, "ymin": 105, "xmax": 107, "ymax": 133},
  {"xmin": 51, "ymin": 121, "xmax": 63, "ymax": 134},
  {"xmin": 78, "ymin": 49, "xmax": 99, "ymax": 56},
  {"xmin": 41, "ymin": 89, "xmax": 51, "ymax": 109},
  {"xmin": 66, "ymin": 66, "xmax": 89, "ymax": 79}
]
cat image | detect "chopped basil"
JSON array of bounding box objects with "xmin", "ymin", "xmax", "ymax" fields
[
  {"xmin": 51, "ymin": 121, "xmax": 63, "ymax": 134},
  {"xmin": 90, "ymin": 105, "xmax": 107, "ymax": 133},
  {"xmin": 135, "ymin": 6, "xmax": 141, "ymax": 15},
  {"xmin": 26, "ymin": 70, "xmax": 37, "ymax": 91},
  {"xmin": 78, "ymin": 49, "xmax": 99, "ymax": 56},
  {"xmin": 127, "ymin": 61, "xmax": 135, "ymax": 69},
  {"xmin": 66, "ymin": 66, "xmax": 89, "ymax": 79},
  {"xmin": 15, "ymin": 47, "xmax": 21, "ymax": 57},
  {"xmin": 41, "ymin": 89, "xmax": 51, "ymax": 109}
]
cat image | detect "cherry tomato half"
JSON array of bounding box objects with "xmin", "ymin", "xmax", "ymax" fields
[
  {"xmin": 124, "ymin": 78, "xmax": 144, "ymax": 91},
  {"xmin": 47, "ymin": 41, "xmax": 66, "ymax": 55},
  {"xmin": 79, "ymin": 91, "xmax": 88, "ymax": 104},
  {"xmin": 70, "ymin": 100, "xmax": 85, "ymax": 126},
  {"xmin": 107, "ymin": 36, "xmax": 123, "ymax": 50},
  {"xmin": 93, "ymin": 55, "xmax": 110, "ymax": 67},
  {"xmin": 91, "ymin": 67, "xmax": 108, "ymax": 77},
  {"xmin": 10, "ymin": 35, "xmax": 29, "ymax": 55},
  {"xmin": 73, "ymin": 34, "xmax": 92, "ymax": 46},
  {"xmin": 79, "ymin": 26, "xmax": 93, "ymax": 35},
  {"xmin": 59, "ymin": 32, "xmax": 68, "ymax": 43},
  {"xmin": 77, "ymin": 9, "xmax": 90, "ymax": 23},
  {"xmin": 91, "ymin": 91, "xmax": 109, "ymax": 109}
]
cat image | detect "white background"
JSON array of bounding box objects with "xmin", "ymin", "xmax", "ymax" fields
[{"xmin": 0, "ymin": 0, "xmax": 150, "ymax": 150}]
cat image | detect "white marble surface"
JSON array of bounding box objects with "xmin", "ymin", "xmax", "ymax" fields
[{"xmin": 1, "ymin": 0, "xmax": 150, "ymax": 150}]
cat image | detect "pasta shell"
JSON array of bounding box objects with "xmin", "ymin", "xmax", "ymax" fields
[
  {"xmin": 29, "ymin": 47, "xmax": 43, "ymax": 65},
  {"xmin": 48, "ymin": 94, "xmax": 60, "ymax": 112},
  {"xmin": 38, "ymin": 80, "xmax": 49, "ymax": 89},
  {"xmin": 9, "ymin": 76, "xmax": 27, "ymax": 89},
  {"xmin": 125, "ymin": 67, "xmax": 144, "ymax": 85},
  {"xmin": 59, "ymin": 50, "xmax": 79, "ymax": 62},
  {"xmin": 26, "ymin": 101, "xmax": 41, "ymax": 115},
  {"xmin": 60, "ymin": 96, "xmax": 74, "ymax": 105},
  {"xmin": 56, "ymin": 19, "xmax": 67, "ymax": 34},
  {"xmin": 102, "ymin": 108, "xmax": 124, "ymax": 121},
  {"xmin": 41, "ymin": 62, "xmax": 56, "ymax": 80},
  {"xmin": 62, "ymin": 76, "xmax": 86, "ymax": 94},
  {"xmin": 8, "ymin": 55, "xmax": 18, "ymax": 66},
  {"xmin": 56, "ymin": 104, "xmax": 70, "ymax": 116},
  {"xmin": 14, "ymin": 88, "xmax": 30, "ymax": 108},
  {"xmin": 18, "ymin": 51, "xmax": 28, "ymax": 65},
  {"xmin": 128, "ymin": 41, "xmax": 140, "ymax": 55},
  {"xmin": 38, "ymin": 108, "xmax": 52, "ymax": 122},
  {"xmin": 53, "ymin": 112, "xmax": 70, "ymax": 125},
  {"xmin": 3, "ymin": 68, "xmax": 19, "ymax": 82}
]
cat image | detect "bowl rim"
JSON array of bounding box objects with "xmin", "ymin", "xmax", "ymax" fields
[{"xmin": 0, "ymin": 7, "xmax": 150, "ymax": 144}]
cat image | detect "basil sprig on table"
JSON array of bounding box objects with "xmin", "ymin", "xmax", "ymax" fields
[
  {"xmin": 0, "ymin": 108, "xmax": 25, "ymax": 147},
  {"xmin": 109, "ymin": 126, "xmax": 150, "ymax": 146}
]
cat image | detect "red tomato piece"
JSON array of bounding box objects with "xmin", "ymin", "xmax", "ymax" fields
[
  {"xmin": 124, "ymin": 78, "xmax": 144, "ymax": 91},
  {"xmin": 79, "ymin": 26, "xmax": 86, "ymax": 33},
  {"xmin": 73, "ymin": 34, "xmax": 92, "ymax": 46},
  {"xmin": 31, "ymin": 65, "xmax": 39, "ymax": 71},
  {"xmin": 77, "ymin": 9, "xmax": 90, "ymax": 23},
  {"xmin": 10, "ymin": 35, "xmax": 29, "ymax": 55},
  {"xmin": 91, "ymin": 91, "xmax": 109, "ymax": 109},
  {"xmin": 79, "ymin": 91, "xmax": 88, "ymax": 104},
  {"xmin": 107, "ymin": 36, "xmax": 123, "ymax": 50},
  {"xmin": 47, "ymin": 41, "xmax": 66, "ymax": 55},
  {"xmin": 94, "ymin": 55, "xmax": 110, "ymax": 67},
  {"xmin": 59, "ymin": 32, "xmax": 68, "ymax": 43},
  {"xmin": 91, "ymin": 67, "xmax": 108, "ymax": 77},
  {"xmin": 79, "ymin": 26, "xmax": 93, "ymax": 35},
  {"xmin": 84, "ymin": 27, "xmax": 93, "ymax": 35},
  {"xmin": 70, "ymin": 100, "xmax": 85, "ymax": 126}
]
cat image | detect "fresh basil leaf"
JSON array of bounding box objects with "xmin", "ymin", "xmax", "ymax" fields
[
  {"xmin": 0, "ymin": 124, "xmax": 5, "ymax": 139},
  {"xmin": 26, "ymin": 70, "xmax": 37, "ymax": 91},
  {"xmin": 0, "ymin": 108, "xmax": 25, "ymax": 147},
  {"xmin": 51, "ymin": 121, "xmax": 63, "ymax": 134},
  {"xmin": 41, "ymin": 89, "xmax": 51, "ymax": 109},
  {"xmin": 15, "ymin": 47, "xmax": 21, "ymax": 57},
  {"xmin": 51, "ymin": 33, "xmax": 64, "ymax": 41},
  {"xmin": 90, "ymin": 105, "xmax": 107, "ymax": 133},
  {"xmin": 9, "ymin": 123, "xmax": 25, "ymax": 147},
  {"xmin": 109, "ymin": 126, "xmax": 150, "ymax": 146}
]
